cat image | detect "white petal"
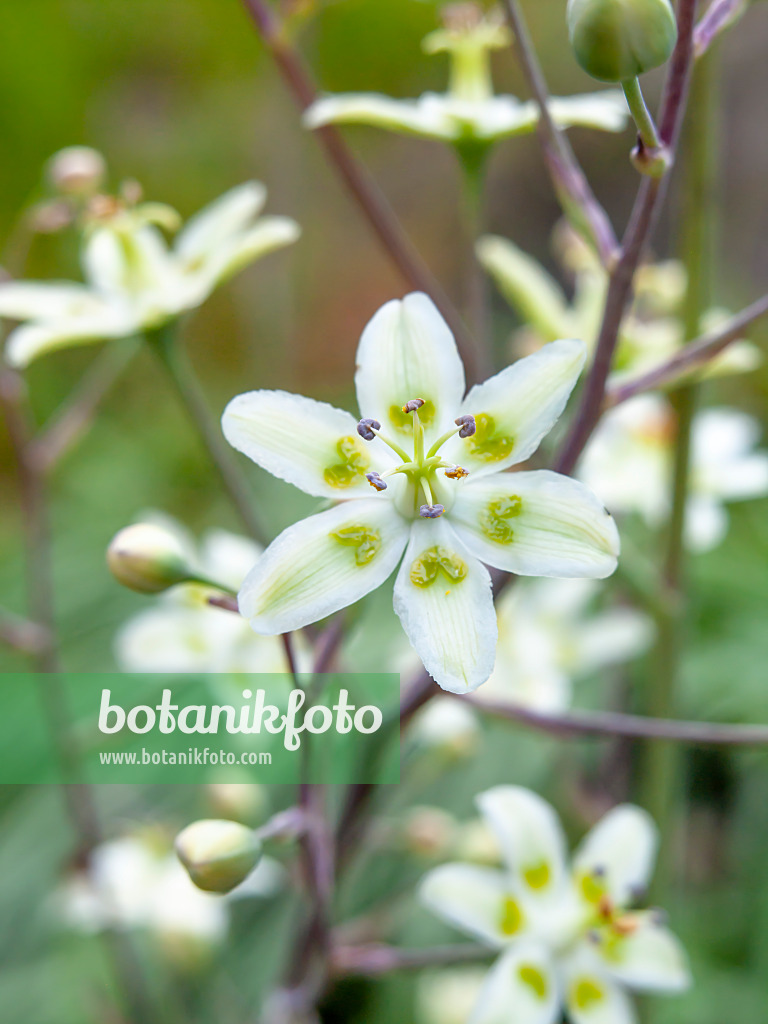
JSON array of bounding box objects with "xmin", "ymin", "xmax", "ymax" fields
[
  {"xmin": 476, "ymin": 787, "xmax": 568, "ymax": 902},
  {"xmin": 198, "ymin": 529, "xmax": 262, "ymax": 592},
  {"xmin": 115, "ymin": 604, "xmax": 253, "ymax": 673},
  {"xmin": 0, "ymin": 281, "xmax": 102, "ymax": 321},
  {"xmin": 596, "ymin": 913, "xmax": 691, "ymax": 993},
  {"xmin": 354, "ymin": 293, "xmax": 466, "ymax": 445},
  {"xmin": 239, "ymin": 499, "xmax": 409, "ymax": 634},
  {"xmin": 573, "ymin": 805, "xmax": 658, "ymax": 908},
  {"xmin": 469, "ymin": 944, "xmax": 560, "ymax": 1024},
  {"xmin": 563, "ymin": 964, "xmax": 637, "ymax": 1024},
  {"xmin": 4, "ymin": 306, "xmax": 138, "ymax": 367},
  {"xmin": 393, "ymin": 518, "xmax": 496, "ymax": 694},
  {"xmin": 455, "ymin": 96, "xmax": 538, "ymax": 140},
  {"xmin": 705, "ymin": 453, "xmax": 768, "ymax": 502},
  {"xmin": 175, "ymin": 182, "xmax": 267, "ymax": 261},
  {"xmin": 442, "ymin": 340, "xmax": 586, "ymax": 477},
  {"xmin": 476, "ymin": 235, "xmax": 569, "ymax": 342},
  {"xmin": 450, "ymin": 471, "xmax": 620, "ymax": 578},
  {"xmin": 222, "ymin": 389, "xmax": 391, "ymax": 498},
  {"xmin": 304, "ymin": 93, "xmax": 454, "ymax": 140},
  {"xmin": 683, "ymin": 497, "xmax": 729, "ymax": 552},
  {"xmin": 419, "ymin": 863, "xmax": 524, "ymax": 947},
  {"xmin": 571, "ymin": 608, "xmax": 654, "ymax": 676},
  {"xmin": 189, "ymin": 216, "xmax": 300, "ymax": 288},
  {"xmin": 83, "ymin": 224, "xmax": 173, "ymax": 299},
  {"xmin": 547, "ymin": 91, "xmax": 629, "ymax": 133}
]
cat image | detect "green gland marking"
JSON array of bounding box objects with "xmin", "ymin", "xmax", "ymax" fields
[
  {"xmin": 324, "ymin": 436, "xmax": 369, "ymax": 488},
  {"xmin": 572, "ymin": 978, "xmax": 604, "ymax": 1011},
  {"xmin": 480, "ymin": 495, "xmax": 522, "ymax": 544},
  {"xmin": 331, "ymin": 525, "xmax": 381, "ymax": 566},
  {"xmin": 579, "ymin": 870, "xmax": 606, "ymax": 905},
  {"xmin": 499, "ymin": 895, "xmax": 524, "ymax": 936},
  {"xmin": 410, "ymin": 546, "xmax": 468, "ymax": 588},
  {"xmin": 389, "ymin": 400, "xmax": 436, "ymax": 432},
  {"xmin": 518, "ymin": 965, "xmax": 549, "ymax": 1000},
  {"xmin": 523, "ymin": 861, "xmax": 551, "ymax": 891},
  {"xmin": 466, "ymin": 413, "xmax": 514, "ymax": 462}
]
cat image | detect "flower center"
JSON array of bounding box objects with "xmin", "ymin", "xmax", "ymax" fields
[
  {"xmin": 422, "ymin": 4, "xmax": 511, "ymax": 104},
  {"xmin": 357, "ymin": 401, "xmax": 475, "ymax": 519}
]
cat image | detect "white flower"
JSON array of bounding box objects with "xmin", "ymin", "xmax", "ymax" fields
[
  {"xmin": 420, "ymin": 786, "xmax": 691, "ymax": 1024},
  {"xmin": 477, "ymin": 229, "xmax": 762, "ymax": 384},
  {"xmin": 222, "ymin": 292, "xmax": 619, "ymax": 694},
  {"xmin": 116, "ymin": 520, "xmax": 292, "ymax": 674},
  {"xmin": 482, "ymin": 579, "xmax": 654, "ymax": 712},
  {"xmin": 578, "ymin": 396, "xmax": 768, "ymax": 551},
  {"xmin": 304, "ymin": 10, "xmax": 627, "ymax": 145},
  {"xmin": 0, "ymin": 181, "xmax": 300, "ymax": 367},
  {"xmin": 417, "ymin": 968, "xmax": 489, "ymax": 1024}
]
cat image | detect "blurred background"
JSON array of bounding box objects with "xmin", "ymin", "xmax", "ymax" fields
[{"xmin": 1, "ymin": 1, "xmax": 768, "ymax": 1021}]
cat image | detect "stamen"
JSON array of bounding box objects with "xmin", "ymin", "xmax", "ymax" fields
[
  {"xmin": 357, "ymin": 418, "xmax": 381, "ymax": 441},
  {"xmin": 402, "ymin": 398, "xmax": 425, "ymax": 414},
  {"xmin": 366, "ymin": 472, "xmax": 387, "ymax": 492},
  {"xmin": 444, "ymin": 465, "xmax": 469, "ymax": 480},
  {"xmin": 419, "ymin": 504, "xmax": 445, "ymax": 518},
  {"xmin": 455, "ymin": 414, "xmax": 476, "ymax": 438}
]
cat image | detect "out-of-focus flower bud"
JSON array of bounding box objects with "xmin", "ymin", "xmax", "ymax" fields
[
  {"xmin": 175, "ymin": 819, "xmax": 262, "ymax": 894},
  {"xmin": 207, "ymin": 782, "xmax": 269, "ymax": 825},
  {"xmin": 567, "ymin": 0, "xmax": 677, "ymax": 82},
  {"xmin": 401, "ymin": 807, "xmax": 458, "ymax": 860},
  {"xmin": 47, "ymin": 146, "xmax": 107, "ymax": 196},
  {"xmin": 107, "ymin": 523, "xmax": 194, "ymax": 594}
]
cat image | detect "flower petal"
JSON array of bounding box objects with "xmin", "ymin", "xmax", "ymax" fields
[
  {"xmin": 469, "ymin": 944, "xmax": 560, "ymax": 1024},
  {"xmin": 82, "ymin": 224, "xmax": 177, "ymax": 305},
  {"xmin": 193, "ymin": 216, "xmax": 300, "ymax": 288},
  {"xmin": 547, "ymin": 91, "xmax": 629, "ymax": 133},
  {"xmin": 174, "ymin": 182, "xmax": 267, "ymax": 261},
  {"xmin": 450, "ymin": 471, "xmax": 620, "ymax": 578},
  {"xmin": 393, "ymin": 518, "xmax": 496, "ymax": 694},
  {"xmin": 0, "ymin": 281, "xmax": 103, "ymax": 321},
  {"xmin": 476, "ymin": 235, "xmax": 569, "ymax": 342},
  {"xmin": 4, "ymin": 306, "xmax": 138, "ymax": 368},
  {"xmin": 442, "ymin": 340, "xmax": 586, "ymax": 476},
  {"xmin": 476, "ymin": 787, "xmax": 568, "ymax": 903},
  {"xmin": 354, "ymin": 293, "xmax": 466, "ymax": 445},
  {"xmin": 419, "ymin": 863, "xmax": 522, "ymax": 947},
  {"xmin": 304, "ymin": 93, "xmax": 454, "ymax": 140},
  {"xmin": 222, "ymin": 389, "xmax": 394, "ymax": 498},
  {"xmin": 572, "ymin": 805, "xmax": 658, "ymax": 908},
  {"xmin": 563, "ymin": 963, "xmax": 637, "ymax": 1024},
  {"xmin": 239, "ymin": 499, "xmax": 409, "ymax": 634},
  {"xmin": 595, "ymin": 912, "xmax": 691, "ymax": 993}
]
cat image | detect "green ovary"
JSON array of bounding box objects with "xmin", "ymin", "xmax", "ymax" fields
[
  {"xmin": 499, "ymin": 895, "xmax": 524, "ymax": 936},
  {"xmin": 480, "ymin": 495, "xmax": 522, "ymax": 543},
  {"xmin": 410, "ymin": 546, "xmax": 468, "ymax": 588},
  {"xmin": 388, "ymin": 400, "xmax": 436, "ymax": 432},
  {"xmin": 324, "ymin": 436, "xmax": 369, "ymax": 488},
  {"xmin": 331, "ymin": 525, "xmax": 381, "ymax": 566},
  {"xmin": 518, "ymin": 964, "xmax": 548, "ymax": 1000},
  {"xmin": 467, "ymin": 413, "xmax": 514, "ymax": 461}
]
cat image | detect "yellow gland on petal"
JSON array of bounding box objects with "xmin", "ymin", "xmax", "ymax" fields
[
  {"xmin": 499, "ymin": 894, "xmax": 524, "ymax": 936},
  {"xmin": 466, "ymin": 413, "xmax": 515, "ymax": 462},
  {"xmin": 324, "ymin": 436, "xmax": 370, "ymax": 488},
  {"xmin": 480, "ymin": 495, "xmax": 523, "ymax": 543},
  {"xmin": 331, "ymin": 525, "xmax": 382, "ymax": 566},
  {"xmin": 571, "ymin": 977, "xmax": 605, "ymax": 1011},
  {"xmin": 518, "ymin": 964, "xmax": 549, "ymax": 1000},
  {"xmin": 523, "ymin": 860, "xmax": 552, "ymax": 890},
  {"xmin": 388, "ymin": 400, "xmax": 436, "ymax": 433},
  {"xmin": 410, "ymin": 546, "xmax": 468, "ymax": 588}
]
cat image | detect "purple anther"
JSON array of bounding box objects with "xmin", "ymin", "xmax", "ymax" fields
[
  {"xmin": 419, "ymin": 504, "xmax": 445, "ymax": 519},
  {"xmin": 357, "ymin": 418, "xmax": 381, "ymax": 441},
  {"xmin": 402, "ymin": 398, "xmax": 425, "ymax": 414},
  {"xmin": 366, "ymin": 472, "xmax": 388, "ymax": 492},
  {"xmin": 455, "ymin": 414, "xmax": 476, "ymax": 438}
]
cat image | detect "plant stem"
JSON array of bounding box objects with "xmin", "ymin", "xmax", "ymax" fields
[
  {"xmin": 457, "ymin": 145, "xmax": 493, "ymax": 376},
  {"xmin": 147, "ymin": 325, "xmax": 267, "ymax": 545},
  {"xmin": 622, "ymin": 77, "xmax": 662, "ymax": 151}
]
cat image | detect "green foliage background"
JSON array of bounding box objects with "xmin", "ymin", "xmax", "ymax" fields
[{"xmin": 0, "ymin": 1, "xmax": 767, "ymax": 1022}]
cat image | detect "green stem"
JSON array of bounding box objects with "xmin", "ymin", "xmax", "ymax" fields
[
  {"xmin": 147, "ymin": 325, "xmax": 267, "ymax": 545},
  {"xmin": 457, "ymin": 144, "xmax": 493, "ymax": 376},
  {"xmin": 622, "ymin": 77, "xmax": 662, "ymax": 151}
]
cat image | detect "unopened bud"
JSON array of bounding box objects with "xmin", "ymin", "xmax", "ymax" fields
[
  {"xmin": 47, "ymin": 147, "xmax": 107, "ymax": 196},
  {"xmin": 107, "ymin": 523, "xmax": 192, "ymax": 594},
  {"xmin": 567, "ymin": 0, "xmax": 677, "ymax": 83},
  {"xmin": 175, "ymin": 819, "xmax": 262, "ymax": 894}
]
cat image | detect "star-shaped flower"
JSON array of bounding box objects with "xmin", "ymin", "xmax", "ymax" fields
[
  {"xmin": 0, "ymin": 181, "xmax": 300, "ymax": 368},
  {"xmin": 420, "ymin": 786, "xmax": 691, "ymax": 1024},
  {"xmin": 304, "ymin": 6, "xmax": 627, "ymax": 148},
  {"xmin": 222, "ymin": 292, "xmax": 619, "ymax": 693}
]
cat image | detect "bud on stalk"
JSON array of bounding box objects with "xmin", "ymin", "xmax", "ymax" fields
[
  {"xmin": 566, "ymin": 0, "xmax": 677, "ymax": 83},
  {"xmin": 106, "ymin": 523, "xmax": 194, "ymax": 594},
  {"xmin": 175, "ymin": 819, "xmax": 262, "ymax": 893}
]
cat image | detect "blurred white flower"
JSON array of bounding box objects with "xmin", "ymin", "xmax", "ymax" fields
[
  {"xmin": 222, "ymin": 292, "xmax": 619, "ymax": 694},
  {"xmin": 477, "ymin": 227, "xmax": 761, "ymax": 385},
  {"xmin": 420, "ymin": 786, "xmax": 691, "ymax": 1024},
  {"xmin": 0, "ymin": 179, "xmax": 300, "ymax": 367},
  {"xmin": 411, "ymin": 696, "xmax": 482, "ymax": 756},
  {"xmin": 116, "ymin": 520, "xmax": 292, "ymax": 674},
  {"xmin": 578, "ymin": 396, "xmax": 768, "ymax": 551},
  {"xmin": 304, "ymin": 7, "xmax": 627, "ymax": 146},
  {"xmin": 417, "ymin": 967, "xmax": 489, "ymax": 1024}
]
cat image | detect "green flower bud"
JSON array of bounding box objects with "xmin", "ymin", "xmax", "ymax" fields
[
  {"xmin": 47, "ymin": 147, "xmax": 106, "ymax": 196},
  {"xmin": 567, "ymin": 0, "xmax": 677, "ymax": 83},
  {"xmin": 106, "ymin": 523, "xmax": 193, "ymax": 594},
  {"xmin": 175, "ymin": 819, "xmax": 262, "ymax": 894}
]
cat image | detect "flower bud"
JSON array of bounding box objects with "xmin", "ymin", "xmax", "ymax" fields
[
  {"xmin": 175, "ymin": 819, "xmax": 262, "ymax": 894},
  {"xmin": 47, "ymin": 146, "xmax": 107, "ymax": 196},
  {"xmin": 107, "ymin": 523, "xmax": 193, "ymax": 594},
  {"xmin": 567, "ymin": 0, "xmax": 677, "ymax": 83}
]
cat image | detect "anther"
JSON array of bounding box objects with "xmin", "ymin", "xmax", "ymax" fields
[
  {"xmin": 592, "ymin": 865, "xmax": 606, "ymax": 878},
  {"xmin": 650, "ymin": 907, "xmax": 668, "ymax": 927},
  {"xmin": 455, "ymin": 414, "xmax": 476, "ymax": 438},
  {"xmin": 366, "ymin": 472, "xmax": 388, "ymax": 492},
  {"xmin": 419, "ymin": 504, "xmax": 445, "ymax": 519},
  {"xmin": 403, "ymin": 398, "xmax": 425, "ymax": 414},
  {"xmin": 444, "ymin": 465, "xmax": 469, "ymax": 480},
  {"xmin": 357, "ymin": 418, "xmax": 381, "ymax": 441}
]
